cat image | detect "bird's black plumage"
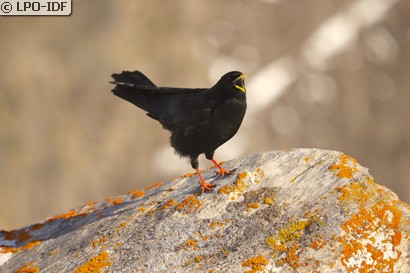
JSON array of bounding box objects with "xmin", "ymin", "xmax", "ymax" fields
[{"xmin": 111, "ymin": 70, "xmax": 247, "ymax": 192}]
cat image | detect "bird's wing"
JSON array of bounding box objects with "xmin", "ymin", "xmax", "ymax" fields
[{"xmin": 155, "ymin": 92, "xmax": 215, "ymax": 129}]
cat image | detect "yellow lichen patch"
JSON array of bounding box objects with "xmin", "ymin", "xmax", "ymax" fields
[
  {"xmin": 278, "ymin": 219, "xmax": 311, "ymax": 243},
  {"xmin": 264, "ymin": 197, "xmax": 274, "ymax": 205},
  {"xmin": 145, "ymin": 182, "xmax": 163, "ymax": 190},
  {"xmin": 241, "ymin": 255, "xmax": 268, "ymax": 272},
  {"xmin": 129, "ymin": 189, "xmax": 145, "ymax": 199},
  {"xmin": 176, "ymin": 195, "xmax": 202, "ymax": 214},
  {"xmin": 22, "ymin": 240, "xmax": 41, "ymax": 250},
  {"xmin": 247, "ymin": 203, "xmax": 260, "ymax": 209},
  {"xmin": 158, "ymin": 199, "xmax": 177, "ymax": 210},
  {"xmin": 266, "ymin": 235, "xmax": 288, "ymax": 252},
  {"xmin": 74, "ymin": 251, "xmax": 111, "ymax": 273},
  {"xmin": 138, "ymin": 207, "xmax": 146, "ymax": 213},
  {"xmin": 15, "ymin": 262, "xmax": 40, "ymax": 273},
  {"xmin": 329, "ymin": 153, "xmax": 359, "ymax": 179},
  {"xmin": 304, "ymin": 156, "xmax": 312, "ymax": 163},
  {"xmin": 265, "ymin": 236, "xmax": 278, "ymax": 248},
  {"xmin": 339, "ymin": 200, "xmax": 403, "ymax": 273}
]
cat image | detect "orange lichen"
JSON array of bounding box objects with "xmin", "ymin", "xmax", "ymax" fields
[
  {"xmin": 106, "ymin": 197, "xmax": 123, "ymax": 205},
  {"xmin": 131, "ymin": 190, "xmax": 145, "ymax": 199},
  {"xmin": 0, "ymin": 246, "xmax": 20, "ymax": 253},
  {"xmin": 340, "ymin": 154, "xmax": 358, "ymax": 165},
  {"xmin": 49, "ymin": 210, "xmax": 78, "ymax": 220},
  {"xmin": 339, "ymin": 200, "xmax": 403, "ymax": 272},
  {"xmin": 310, "ymin": 236, "xmax": 327, "ymax": 249},
  {"xmin": 194, "ymin": 256, "xmax": 202, "ymax": 262},
  {"xmin": 247, "ymin": 203, "xmax": 260, "ymax": 209},
  {"xmin": 158, "ymin": 199, "xmax": 177, "ymax": 210},
  {"xmin": 49, "ymin": 248, "xmax": 60, "ymax": 255},
  {"xmin": 241, "ymin": 255, "xmax": 268, "ymax": 272},
  {"xmin": 234, "ymin": 172, "xmax": 248, "ymax": 193},
  {"xmin": 329, "ymin": 153, "xmax": 359, "ymax": 179},
  {"xmin": 86, "ymin": 201, "xmax": 97, "ymax": 207},
  {"xmin": 145, "ymin": 182, "xmax": 163, "ymax": 190},
  {"xmin": 217, "ymin": 172, "xmax": 250, "ymax": 195},
  {"xmin": 117, "ymin": 222, "xmax": 127, "ymax": 230},
  {"xmin": 284, "ymin": 243, "xmax": 300, "ymax": 269},
  {"xmin": 186, "ymin": 239, "xmax": 198, "ymax": 251},
  {"xmin": 186, "ymin": 239, "xmax": 197, "ymax": 247},
  {"xmin": 210, "ymin": 221, "xmax": 224, "ymax": 229},
  {"xmin": 15, "ymin": 262, "xmax": 40, "ymax": 273},
  {"xmin": 113, "ymin": 198, "xmax": 123, "ymax": 205},
  {"xmin": 138, "ymin": 207, "xmax": 146, "ymax": 213},
  {"xmin": 129, "ymin": 189, "xmax": 145, "ymax": 199},
  {"xmin": 218, "ymin": 185, "xmax": 232, "ymax": 194},
  {"xmin": 176, "ymin": 195, "xmax": 202, "ymax": 214},
  {"xmin": 181, "ymin": 172, "xmax": 195, "ymax": 178},
  {"xmin": 22, "ymin": 240, "xmax": 41, "ymax": 250},
  {"xmin": 329, "ymin": 164, "xmax": 353, "ymax": 178},
  {"xmin": 74, "ymin": 251, "xmax": 111, "ymax": 273},
  {"xmin": 92, "ymin": 236, "xmax": 107, "ymax": 249}
]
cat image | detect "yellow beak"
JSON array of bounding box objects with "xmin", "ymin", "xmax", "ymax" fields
[{"xmin": 234, "ymin": 73, "xmax": 247, "ymax": 93}]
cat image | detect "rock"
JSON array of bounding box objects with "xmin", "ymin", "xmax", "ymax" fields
[{"xmin": 1, "ymin": 149, "xmax": 409, "ymax": 273}]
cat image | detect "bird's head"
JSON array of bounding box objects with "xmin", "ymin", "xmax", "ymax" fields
[{"xmin": 220, "ymin": 71, "xmax": 247, "ymax": 93}]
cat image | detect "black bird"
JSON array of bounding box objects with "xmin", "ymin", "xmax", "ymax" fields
[{"xmin": 110, "ymin": 70, "xmax": 247, "ymax": 192}]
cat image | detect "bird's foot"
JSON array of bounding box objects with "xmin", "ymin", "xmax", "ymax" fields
[
  {"xmin": 201, "ymin": 181, "xmax": 216, "ymax": 193},
  {"xmin": 215, "ymin": 167, "xmax": 236, "ymax": 176},
  {"xmin": 195, "ymin": 168, "xmax": 216, "ymax": 193}
]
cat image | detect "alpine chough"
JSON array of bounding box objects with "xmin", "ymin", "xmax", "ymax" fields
[{"xmin": 111, "ymin": 70, "xmax": 247, "ymax": 192}]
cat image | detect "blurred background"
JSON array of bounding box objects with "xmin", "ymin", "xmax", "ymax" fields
[{"xmin": 0, "ymin": 0, "xmax": 409, "ymax": 230}]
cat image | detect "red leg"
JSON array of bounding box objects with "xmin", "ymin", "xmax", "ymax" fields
[
  {"xmin": 195, "ymin": 168, "xmax": 215, "ymax": 192},
  {"xmin": 211, "ymin": 159, "xmax": 232, "ymax": 176}
]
